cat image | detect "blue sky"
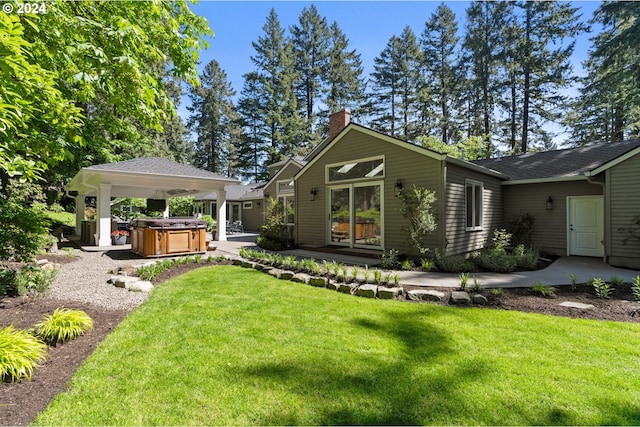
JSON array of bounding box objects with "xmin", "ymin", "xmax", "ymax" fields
[{"xmin": 180, "ymin": 1, "xmax": 601, "ymax": 124}]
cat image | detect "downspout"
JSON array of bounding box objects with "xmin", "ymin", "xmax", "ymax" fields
[{"xmin": 586, "ymin": 174, "xmax": 607, "ymax": 263}]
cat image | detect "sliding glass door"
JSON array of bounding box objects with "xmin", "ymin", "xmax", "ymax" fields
[{"xmin": 328, "ymin": 182, "xmax": 382, "ymax": 248}]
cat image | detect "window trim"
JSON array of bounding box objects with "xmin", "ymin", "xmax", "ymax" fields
[
  {"xmin": 325, "ymin": 155, "xmax": 385, "ymax": 184},
  {"xmin": 242, "ymin": 201, "xmax": 253, "ymax": 209},
  {"xmin": 465, "ymin": 179, "xmax": 484, "ymax": 231}
]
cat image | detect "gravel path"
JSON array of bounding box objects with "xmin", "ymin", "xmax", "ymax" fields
[{"xmin": 48, "ymin": 250, "xmax": 149, "ymax": 311}]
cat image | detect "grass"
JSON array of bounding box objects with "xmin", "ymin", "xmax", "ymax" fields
[{"xmin": 36, "ymin": 266, "xmax": 640, "ymax": 425}]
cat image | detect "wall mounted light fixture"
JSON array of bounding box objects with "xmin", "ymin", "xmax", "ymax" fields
[
  {"xmin": 394, "ymin": 179, "xmax": 404, "ymax": 195},
  {"xmin": 310, "ymin": 187, "xmax": 318, "ymax": 201},
  {"xmin": 546, "ymin": 196, "xmax": 553, "ymax": 210},
  {"xmin": 264, "ymin": 192, "xmax": 270, "ymax": 200}
]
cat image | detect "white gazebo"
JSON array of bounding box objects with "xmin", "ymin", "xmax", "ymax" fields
[{"xmin": 65, "ymin": 157, "xmax": 239, "ymax": 247}]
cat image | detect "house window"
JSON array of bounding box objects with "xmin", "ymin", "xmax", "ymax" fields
[
  {"xmin": 465, "ymin": 180, "xmax": 483, "ymax": 231},
  {"xmin": 326, "ymin": 156, "xmax": 384, "ymax": 183},
  {"xmin": 277, "ymin": 180, "xmax": 294, "ymax": 194},
  {"xmin": 243, "ymin": 201, "xmax": 253, "ymax": 209}
]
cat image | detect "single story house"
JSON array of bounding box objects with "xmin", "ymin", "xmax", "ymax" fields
[
  {"xmin": 291, "ymin": 110, "xmax": 640, "ymax": 269},
  {"xmin": 195, "ymin": 183, "xmax": 264, "ymax": 232}
]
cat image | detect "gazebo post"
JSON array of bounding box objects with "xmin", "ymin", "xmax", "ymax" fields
[
  {"xmin": 217, "ymin": 188, "xmax": 227, "ymax": 241},
  {"xmin": 163, "ymin": 197, "xmax": 170, "ymax": 218},
  {"xmin": 75, "ymin": 195, "xmax": 85, "ymax": 235},
  {"xmin": 96, "ymin": 183, "xmax": 112, "ymax": 247}
]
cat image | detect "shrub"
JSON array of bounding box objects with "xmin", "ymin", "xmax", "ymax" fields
[
  {"xmin": 420, "ymin": 258, "xmax": 435, "ymax": 271},
  {"xmin": 257, "ymin": 198, "xmax": 294, "ymax": 251},
  {"xmin": 515, "ymin": 247, "xmax": 539, "ymax": 270},
  {"xmin": 0, "ymin": 325, "xmax": 47, "ymax": 382},
  {"xmin": 401, "ymin": 259, "xmax": 413, "ymax": 270},
  {"xmin": 380, "ymin": 249, "xmax": 400, "ymax": 270},
  {"xmin": 13, "ymin": 265, "xmax": 58, "ymax": 297},
  {"xmin": 471, "ymin": 277, "xmax": 482, "ymax": 292},
  {"xmin": 397, "ymin": 185, "xmax": 438, "ymax": 255},
  {"xmin": 568, "ymin": 273, "xmax": 578, "ymax": 291},
  {"xmin": 0, "ymin": 267, "xmax": 16, "ymax": 297},
  {"xmin": 592, "ymin": 278, "xmax": 613, "ymax": 299},
  {"xmin": 459, "ymin": 273, "xmax": 470, "ymax": 290},
  {"xmin": 473, "ymin": 251, "xmax": 518, "ymax": 273},
  {"xmin": 508, "ymin": 213, "xmax": 535, "ymax": 247},
  {"xmin": 491, "ymin": 288, "xmax": 504, "ymax": 297},
  {"xmin": 33, "ymin": 308, "xmax": 94, "ymax": 346},
  {"xmin": 609, "ymin": 276, "xmax": 624, "ymax": 287},
  {"xmin": 434, "ymin": 250, "xmax": 467, "ymax": 273},
  {"xmin": 532, "ymin": 282, "xmax": 556, "ymax": 298}
]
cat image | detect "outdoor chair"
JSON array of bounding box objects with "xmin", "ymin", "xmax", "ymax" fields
[{"xmin": 227, "ymin": 220, "xmax": 244, "ymax": 234}]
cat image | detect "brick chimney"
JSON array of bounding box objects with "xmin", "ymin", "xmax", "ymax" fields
[{"xmin": 329, "ymin": 109, "xmax": 351, "ymax": 139}]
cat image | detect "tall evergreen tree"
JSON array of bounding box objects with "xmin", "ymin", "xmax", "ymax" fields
[
  {"xmin": 570, "ymin": 1, "xmax": 640, "ymax": 144},
  {"xmin": 290, "ymin": 4, "xmax": 331, "ymax": 145},
  {"xmin": 249, "ymin": 8, "xmax": 305, "ymax": 164},
  {"xmin": 324, "ymin": 22, "xmax": 366, "ymax": 128},
  {"xmin": 461, "ymin": 1, "xmax": 510, "ymax": 140},
  {"xmin": 420, "ymin": 3, "xmax": 463, "ymax": 145},
  {"xmin": 236, "ymin": 72, "xmax": 270, "ymax": 182},
  {"xmin": 511, "ymin": 1, "xmax": 586, "ymax": 153},
  {"xmin": 369, "ymin": 35, "xmax": 403, "ymax": 137},
  {"xmin": 187, "ymin": 59, "xmax": 238, "ymax": 174}
]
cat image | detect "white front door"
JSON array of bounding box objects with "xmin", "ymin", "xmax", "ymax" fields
[{"xmin": 568, "ymin": 196, "xmax": 604, "ymax": 257}]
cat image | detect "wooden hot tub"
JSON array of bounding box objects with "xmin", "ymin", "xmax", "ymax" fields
[{"xmin": 130, "ymin": 218, "xmax": 207, "ymax": 257}]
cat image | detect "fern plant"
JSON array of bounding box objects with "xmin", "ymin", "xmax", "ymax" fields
[
  {"xmin": 33, "ymin": 308, "xmax": 94, "ymax": 346},
  {"xmin": 0, "ymin": 326, "xmax": 47, "ymax": 382}
]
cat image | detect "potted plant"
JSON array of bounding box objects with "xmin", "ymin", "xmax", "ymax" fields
[{"xmin": 111, "ymin": 229, "xmax": 129, "ymax": 245}]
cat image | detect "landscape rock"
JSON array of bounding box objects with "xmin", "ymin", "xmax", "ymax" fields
[
  {"xmin": 559, "ymin": 301, "xmax": 595, "ymax": 310},
  {"xmin": 472, "ymin": 294, "xmax": 488, "ymax": 305},
  {"xmin": 36, "ymin": 259, "xmax": 49, "ymax": 265},
  {"xmin": 111, "ymin": 276, "xmax": 140, "ymax": 288},
  {"xmin": 125, "ymin": 280, "xmax": 153, "ymax": 293},
  {"xmin": 268, "ymin": 268, "xmax": 283, "ymax": 279},
  {"xmin": 280, "ymin": 271, "xmax": 295, "ymax": 280},
  {"xmin": 451, "ymin": 291, "xmax": 471, "ymax": 305},
  {"xmin": 407, "ymin": 289, "xmax": 445, "ymax": 302},
  {"xmin": 378, "ymin": 287, "xmax": 403, "ymax": 300},
  {"xmin": 309, "ymin": 277, "xmax": 327, "ymax": 288},
  {"xmin": 338, "ymin": 283, "xmax": 356, "ymax": 294},
  {"xmin": 355, "ymin": 284, "xmax": 377, "ymax": 298},
  {"xmin": 292, "ymin": 273, "xmax": 311, "ymax": 284},
  {"xmin": 241, "ymin": 261, "xmax": 255, "ymax": 269},
  {"xmin": 326, "ymin": 281, "xmax": 340, "ymax": 291}
]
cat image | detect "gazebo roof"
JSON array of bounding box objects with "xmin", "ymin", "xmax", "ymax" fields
[{"xmin": 66, "ymin": 157, "xmax": 239, "ymax": 198}]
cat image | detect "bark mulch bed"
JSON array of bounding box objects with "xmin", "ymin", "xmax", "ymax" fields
[{"xmin": 1, "ymin": 260, "xmax": 639, "ymax": 426}]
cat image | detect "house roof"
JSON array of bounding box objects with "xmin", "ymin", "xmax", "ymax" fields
[
  {"xmin": 297, "ymin": 123, "xmax": 507, "ymax": 181},
  {"xmin": 66, "ymin": 157, "xmax": 239, "ymax": 198},
  {"xmin": 473, "ymin": 139, "xmax": 640, "ymax": 182},
  {"xmin": 196, "ymin": 183, "xmax": 264, "ymax": 201},
  {"xmin": 86, "ymin": 157, "xmax": 236, "ymax": 181}
]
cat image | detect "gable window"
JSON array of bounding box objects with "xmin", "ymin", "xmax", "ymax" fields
[
  {"xmin": 326, "ymin": 156, "xmax": 384, "ymax": 183},
  {"xmin": 465, "ymin": 180, "xmax": 483, "ymax": 231}
]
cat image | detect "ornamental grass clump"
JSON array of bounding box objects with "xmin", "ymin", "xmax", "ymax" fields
[
  {"xmin": 33, "ymin": 308, "xmax": 94, "ymax": 346},
  {"xmin": 0, "ymin": 325, "xmax": 47, "ymax": 382}
]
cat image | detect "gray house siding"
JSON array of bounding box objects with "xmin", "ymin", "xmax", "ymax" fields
[
  {"xmin": 238, "ymin": 200, "xmax": 263, "ymax": 231},
  {"xmin": 445, "ymin": 163, "xmax": 503, "ymax": 255},
  {"xmin": 502, "ymin": 180, "xmax": 602, "ymax": 255},
  {"xmin": 608, "ymin": 154, "xmax": 640, "ymax": 268},
  {"xmin": 295, "ymin": 128, "xmax": 443, "ymax": 255}
]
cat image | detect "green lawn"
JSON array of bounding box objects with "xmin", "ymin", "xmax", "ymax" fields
[{"xmin": 35, "ymin": 266, "xmax": 640, "ymax": 425}]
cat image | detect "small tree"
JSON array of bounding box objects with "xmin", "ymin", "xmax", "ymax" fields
[
  {"xmin": 256, "ymin": 198, "xmax": 292, "ymax": 251},
  {"xmin": 0, "ymin": 182, "xmax": 50, "ymax": 262},
  {"xmin": 397, "ymin": 185, "xmax": 438, "ymax": 255}
]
